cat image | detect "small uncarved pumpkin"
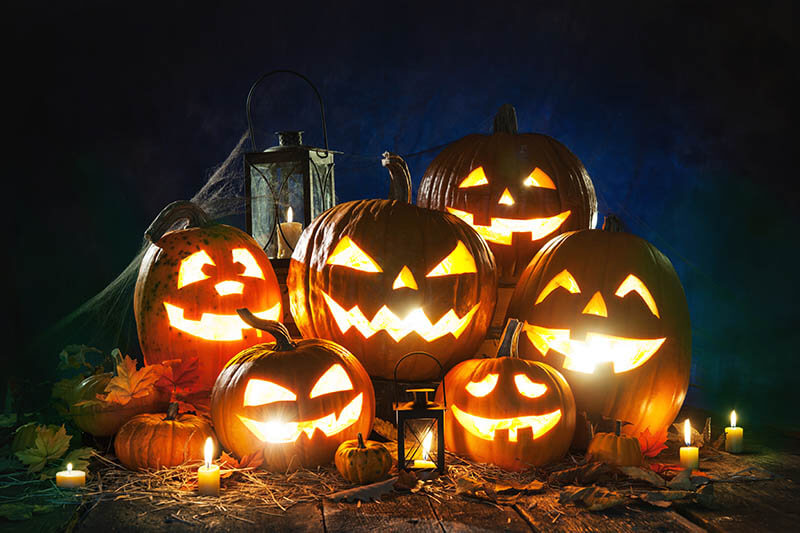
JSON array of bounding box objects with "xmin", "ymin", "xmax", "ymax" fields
[
  {"xmin": 335, "ymin": 433, "xmax": 392, "ymax": 485},
  {"xmin": 114, "ymin": 405, "xmax": 217, "ymax": 471},
  {"xmin": 586, "ymin": 423, "xmax": 642, "ymax": 466}
]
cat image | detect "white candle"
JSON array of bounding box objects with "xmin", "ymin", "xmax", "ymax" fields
[
  {"xmin": 679, "ymin": 419, "xmax": 699, "ymax": 470},
  {"xmin": 725, "ymin": 410, "xmax": 743, "ymax": 453},
  {"xmin": 410, "ymin": 430, "xmax": 436, "ymax": 469},
  {"xmin": 56, "ymin": 463, "xmax": 85, "ymax": 488},
  {"xmin": 197, "ymin": 437, "xmax": 220, "ymax": 496},
  {"xmin": 277, "ymin": 207, "xmax": 302, "ymax": 259}
]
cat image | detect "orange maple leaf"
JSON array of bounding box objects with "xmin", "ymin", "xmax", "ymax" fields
[
  {"xmin": 157, "ymin": 358, "xmax": 200, "ymax": 397},
  {"xmin": 638, "ymin": 427, "xmax": 668, "ymax": 458},
  {"xmin": 100, "ymin": 355, "xmax": 162, "ymax": 405}
]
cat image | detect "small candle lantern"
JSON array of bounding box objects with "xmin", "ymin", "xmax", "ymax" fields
[
  {"xmin": 679, "ymin": 418, "xmax": 699, "ymax": 470},
  {"xmin": 244, "ymin": 70, "xmax": 339, "ymax": 258},
  {"xmin": 393, "ymin": 352, "xmax": 446, "ymax": 474},
  {"xmin": 725, "ymin": 410, "xmax": 743, "ymax": 453}
]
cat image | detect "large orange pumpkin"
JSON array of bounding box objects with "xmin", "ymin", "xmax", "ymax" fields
[
  {"xmin": 436, "ymin": 319, "xmax": 575, "ymax": 470},
  {"xmin": 288, "ymin": 153, "xmax": 497, "ymax": 381},
  {"xmin": 417, "ymin": 104, "xmax": 597, "ymax": 283},
  {"xmin": 211, "ymin": 310, "xmax": 375, "ymax": 471},
  {"xmin": 134, "ymin": 201, "xmax": 283, "ymax": 392},
  {"xmin": 506, "ymin": 216, "xmax": 691, "ymax": 437}
]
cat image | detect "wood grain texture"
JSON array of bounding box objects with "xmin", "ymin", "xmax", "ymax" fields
[{"xmin": 322, "ymin": 492, "xmax": 442, "ymax": 532}]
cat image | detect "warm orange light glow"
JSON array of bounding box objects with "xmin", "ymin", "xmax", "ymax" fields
[
  {"xmin": 684, "ymin": 419, "xmax": 691, "ymax": 446},
  {"xmin": 238, "ymin": 393, "xmax": 363, "ymax": 443},
  {"xmin": 243, "ymin": 379, "xmax": 297, "ymax": 406},
  {"xmin": 523, "ymin": 168, "xmax": 556, "ymax": 189},
  {"xmin": 163, "ymin": 302, "xmax": 281, "ymax": 341},
  {"xmin": 615, "ymin": 274, "xmax": 659, "ymax": 317},
  {"xmin": 426, "ymin": 241, "xmax": 478, "ymax": 277},
  {"xmin": 322, "ymin": 291, "xmax": 478, "ymax": 342},
  {"xmin": 581, "ymin": 291, "xmax": 608, "ymax": 317},
  {"xmin": 178, "ymin": 250, "xmax": 214, "ymax": 289},
  {"xmin": 326, "ymin": 237, "xmax": 382, "ymax": 272},
  {"xmin": 465, "ymin": 374, "xmax": 498, "ymax": 397},
  {"xmin": 421, "ymin": 429, "xmax": 433, "ymax": 460},
  {"xmin": 392, "ymin": 266, "xmax": 418, "ymax": 290},
  {"xmin": 309, "ymin": 364, "xmax": 354, "ymax": 398},
  {"xmin": 498, "ymin": 188, "xmax": 515, "ymax": 205},
  {"xmin": 446, "ymin": 207, "xmax": 571, "ymax": 245},
  {"xmin": 730, "ymin": 410, "xmax": 737, "ymax": 428},
  {"xmin": 451, "ymin": 405, "xmax": 562, "ymax": 442},
  {"xmin": 204, "ymin": 437, "xmax": 214, "ymax": 468},
  {"xmin": 523, "ymin": 323, "xmax": 666, "ymax": 374},
  {"xmin": 535, "ymin": 269, "xmax": 581, "ymax": 305},
  {"xmin": 215, "ymin": 280, "xmax": 245, "ymax": 296},
  {"xmin": 513, "ymin": 374, "xmax": 548, "ymax": 398},
  {"xmin": 458, "ymin": 167, "xmax": 489, "ymax": 188},
  {"xmin": 233, "ymin": 248, "xmax": 266, "ymax": 279}
]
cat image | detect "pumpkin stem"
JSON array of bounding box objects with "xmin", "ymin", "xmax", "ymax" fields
[
  {"xmin": 144, "ymin": 201, "xmax": 211, "ymax": 244},
  {"xmin": 496, "ymin": 318, "xmax": 522, "ymax": 358},
  {"xmin": 381, "ymin": 152, "xmax": 412, "ymax": 204},
  {"xmin": 602, "ymin": 214, "xmax": 626, "ymax": 233},
  {"xmin": 357, "ymin": 432, "xmax": 365, "ymax": 449},
  {"xmin": 236, "ymin": 308, "xmax": 296, "ymax": 351},
  {"xmin": 615, "ymin": 420, "xmax": 622, "ymax": 436},
  {"xmin": 165, "ymin": 401, "xmax": 179, "ymax": 421},
  {"xmin": 492, "ymin": 104, "xmax": 519, "ymax": 135}
]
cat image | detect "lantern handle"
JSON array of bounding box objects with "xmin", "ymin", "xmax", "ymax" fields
[
  {"xmin": 392, "ymin": 351, "xmax": 446, "ymax": 408},
  {"xmin": 246, "ymin": 70, "xmax": 330, "ymax": 156},
  {"xmin": 144, "ymin": 201, "xmax": 211, "ymax": 244}
]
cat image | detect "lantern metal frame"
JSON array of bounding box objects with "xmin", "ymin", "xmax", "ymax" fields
[{"xmin": 392, "ymin": 352, "xmax": 447, "ymax": 474}]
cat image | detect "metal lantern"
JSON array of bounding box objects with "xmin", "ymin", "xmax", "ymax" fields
[
  {"xmin": 393, "ymin": 352, "xmax": 446, "ymax": 474},
  {"xmin": 244, "ymin": 70, "xmax": 339, "ymax": 258}
]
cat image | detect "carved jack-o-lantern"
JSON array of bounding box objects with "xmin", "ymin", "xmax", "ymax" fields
[
  {"xmin": 288, "ymin": 154, "xmax": 497, "ymax": 381},
  {"xmin": 135, "ymin": 202, "xmax": 283, "ymax": 391},
  {"xmin": 211, "ymin": 311, "xmax": 375, "ymax": 471},
  {"xmin": 436, "ymin": 320, "xmax": 575, "ymax": 470},
  {"xmin": 506, "ymin": 216, "xmax": 691, "ymax": 437},
  {"xmin": 418, "ymin": 105, "xmax": 597, "ymax": 282}
]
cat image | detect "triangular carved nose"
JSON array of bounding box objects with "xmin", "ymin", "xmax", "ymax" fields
[
  {"xmin": 581, "ymin": 291, "xmax": 608, "ymax": 317},
  {"xmin": 392, "ymin": 266, "xmax": 418, "ymax": 290},
  {"xmin": 498, "ymin": 188, "xmax": 515, "ymax": 205}
]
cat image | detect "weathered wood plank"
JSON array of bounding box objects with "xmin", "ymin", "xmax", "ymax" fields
[
  {"xmin": 426, "ymin": 493, "xmax": 531, "ymax": 532},
  {"xmin": 322, "ymin": 492, "xmax": 442, "ymax": 532}
]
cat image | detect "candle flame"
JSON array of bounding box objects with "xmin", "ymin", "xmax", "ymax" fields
[
  {"xmin": 421, "ymin": 430, "xmax": 433, "ymax": 461},
  {"xmin": 67, "ymin": 463, "xmax": 73, "ymax": 473},
  {"xmin": 683, "ymin": 419, "xmax": 691, "ymax": 446},
  {"xmin": 731, "ymin": 410, "xmax": 737, "ymax": 428},
  {"xmin": 287, "ymin": 207, "xmax": 293, "ymax": 223},
  {"xmin": 204, "ymin": 437, "xmax": 213, "ymax": 468}
]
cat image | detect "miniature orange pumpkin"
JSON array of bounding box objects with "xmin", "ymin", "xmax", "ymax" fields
[
  {"xmin": 211, "ymin": 311, "xmax": 375, "ymax": 471},
  {"xmin": 134, "ymin": 201, "xmax": 283, "ymax": 392},
  {"xmin": 436, "ymin": 319, "xmax": 575, "ymax": 470},
  {"xmin": 418, "ymin": 105, "xmax": 597, "ymax": 282},
  {"xmin": 506, "ymin": 215, "xmax": 691, "ymax": 437},
  {"xmin": 586, "ymin": 422, "xmax": 643, "ymax": 466},
  {"xmin": 334, "ymin": 433, "xmax": 392, "ymax": 484},
  {"xmin": 288, "ymin": 153, "xmax": 497, "ymax": 381}
]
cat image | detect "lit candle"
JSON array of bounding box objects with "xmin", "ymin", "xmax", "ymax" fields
[
  {"xmin": 725, "ymin": 410, "xmax": 744, "ymax": 453},
  {"xmin": 410, "ymin": 430, "xmax": 436, "ymax": 469},
  {"xmin": 679, "ymin": 419, "xmax": 699, "ymax": 470},
  {"xmin": 56, "ymin": 463, "xmax": 85, "ymax": 488},
  {"xmin": 277, "ymin": 207, "xmax": 302, "ymax": 259},
  {"xmin": 197, "ymin": 437, "xmax": 220, "ymax": 496}
]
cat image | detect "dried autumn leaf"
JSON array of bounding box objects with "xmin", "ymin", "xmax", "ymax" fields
[
  {"xmin": 15, "ymin": 425, "xmax": 71, "ymax": 473},
  {"xmin": 637, "ymin": 427, "xmax": 668, "ymax": 458},
  {"xmin": 328, "ymin": 477, "xmax": 398, "ymax": 502},
  {"xmin": 394, "ymin": 469, "xmax": 419, "ymax": 491},
  {"xmin": 559, "ymin": 485, "xmax": 629, "ymax": 511},
  {"xmin": 548, "ymin": 462, "xmax": 613, "ymax": 485},
  {"xmin": 617, "ymin": 466, "xmax": 666, "ymax": 487},
  {"xmin": 100, "ymin": 355, "xmax": 162, "ymax": 405},
  {"xmin": 639, "ymin": 490, "xmax": 693, "ymax": 507},
  {"xmin": 157, "ymin": 358, "xmax": 200, "ymax": 395},
  {"xmin": 372, "ymin": 418, "xmax": 397, "ymax": 441},
  {"xmin": 218, "ymin": 450, "xmax": 263, "ymax": 478}
]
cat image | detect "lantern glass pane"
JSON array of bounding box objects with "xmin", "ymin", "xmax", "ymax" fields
[
  {"xmin": 309, "ymin": 151, "xmax": 336, "ymax": 220},
  {"xmin": 403, "ymin": 418, "xmax": 439, "ymax": 469},
  {"xmin": 249, "ymin": 160, "xmax": 306, "ymax": 257}
]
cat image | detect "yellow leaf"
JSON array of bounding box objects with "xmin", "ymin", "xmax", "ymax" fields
[
  {"xmin": 100, "ymin": 355, "xmax": 163, "ymax": 405},
  {"xmin": 15, "ymin": 425, "xmax": 71, "ymax": 473}
]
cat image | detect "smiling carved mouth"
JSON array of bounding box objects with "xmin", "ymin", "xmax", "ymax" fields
[
  {"xmin": 451, "ymin": 405, "xmax": 562, "ymax": 442},
  {"xmin": 163, "ymin": 302, "xmax": 281, "ymax": 341},
  {"xmin": 523, "ymin": 323, "xmax": 666, "ymax": 374},
  {"xmin": 237, "ymin": 393, "xmax": 363, "ymax": 444},
  {"xmin": 321, "ymin": 291, "xmax": 479, "ymax": 342},
  {"xmin": 446, "ymin": 207, "xmax": 571, "ymax": 245}
]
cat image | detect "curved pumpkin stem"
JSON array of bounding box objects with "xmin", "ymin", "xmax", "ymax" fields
[
  {"xmin": 496, "ymin": 318, "xmax": 522, "ymax": 358},
  {"xmin": 236, "ymin": 308, "xmax": 296, "ymax": 351},
  {"xmin": 144, "ymin": 201, "xmax": 211, "ymax": 244},
  {"xmin": 165, "ymin": 401, "xmax": 179, "ymax": 421},
  {"xmin": 357, "ymin": 432, "xmax": 365, "ymax": 449},
  {"xmin": 381, "ymin": 152, "xmax": 412, "ymax": 204},
  {"xmin": 602, "ymin": 214, "xmax": 626, "ymax": 233},
  {"xmin": 492, "ymin": 104, "xmax": 519, "ymax": 135}
]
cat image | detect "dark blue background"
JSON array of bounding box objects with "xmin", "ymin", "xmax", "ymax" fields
[{"xmin": 8, "ymin": 2, "xmax": 796, "ymax": 425}]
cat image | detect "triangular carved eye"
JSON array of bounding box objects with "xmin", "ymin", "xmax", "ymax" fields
[
  {"xmin": 426, "ymin": 241, "xmax": 478, "ymax": 277},
  {"xmin": 514, "ymin": 374, "xmax": 548, "ymax": 398},
  {"xmin": 615, "ymin": 274, "xmax": 659, "ymax": 318},
  {"xmin": 465, "ymin": 374, "xmax": 498, "ymax": 397},
  {"xmin": 243, "ymin": 379, "xmax": 296, "ymax": 406},
  {"xmin": 178, "ymin": 250, "xmax": 215, "ymax": 288},
  {"xmin": 326, "ymin": 237, "xmax": 382, "ymax": 272},
  {"xmin": 523, "ymin": 168, "xmax": 556, "ymax": 189},
  {"xmin": 309, "ymin": 364, "xmax": 354, "ymax": 398},
  {"xmin": 535, "ymin": 269, "xmax": 581, "ymax": 304},
  {"xmin": 233, "ymin": 248, "xmax": 265, "ymax": 279},
  {"xmin": 459, "ymin": 167, "xmax": 489, "ymax": 188}
]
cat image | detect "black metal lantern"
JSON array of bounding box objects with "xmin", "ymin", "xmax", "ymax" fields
[
  {"xmin": 244, "ymin": 70, "xmax": 339, "ymax": 258},
  {"xmin": 393, "ymin": 352, "xmax": 446, "ymax": 474}
]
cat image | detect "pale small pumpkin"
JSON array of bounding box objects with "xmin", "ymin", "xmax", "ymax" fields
[{"xmin": 335, "ymin": 433, "xmax": 392, "ymax": 484}]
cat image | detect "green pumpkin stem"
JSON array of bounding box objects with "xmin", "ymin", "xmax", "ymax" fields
[
  {"xmin": 144, "ymin": 201, "xmax": 211, "ymax": 244},
  {"xmin": 236, "ymin": 309, "xmax": 296, "ymax": 351},
  {"xmin": 492, "ymin": 104, "xmax": 519, "ymax": 135},
  {"xmin": 496, "ymin": 318, "xmax": 522, "ymax": 358},
  {"xmin": 602, "ymin": 214, "xmax": 626, "ymax": 233},
  {"xmin": 381, "ymin": 152, "xmax": 412, "ymax": 204},
  {"xmin": 357, "ymin": 432, "xmax": 365, "ymax": 449}
]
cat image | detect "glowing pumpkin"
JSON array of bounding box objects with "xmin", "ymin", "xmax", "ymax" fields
[
  {"xmin": 506, "ymin": 216, "xmax": 691, "ymax": 437},
  {"xmin": 288, "ymin": 153, "xmax": 497, "ymax": 381},
  {"xmin": 135, "ymin": 201, "xmax": 283, "ymax": 392},
  {"xmin": 210, "ymin": 310, "xmax": 375, "ymax": 471},
  {"xmin": 417, "ymin": 104, "xmax": 597, "ymax": 283},
  {"xmin": 435, "ymin": 319, "xmax": 575, "ymax": 470}
]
